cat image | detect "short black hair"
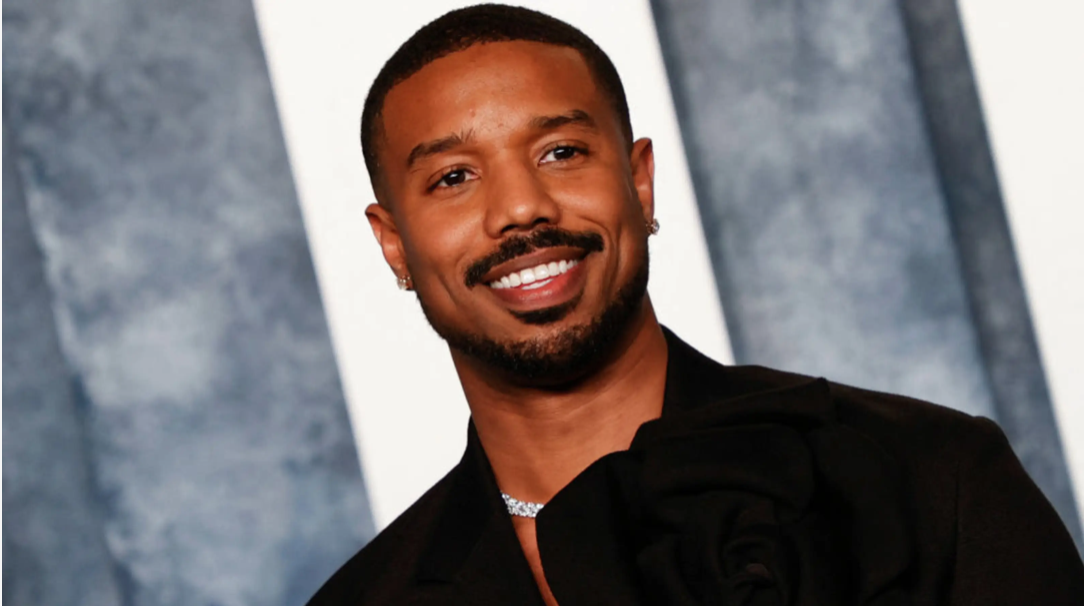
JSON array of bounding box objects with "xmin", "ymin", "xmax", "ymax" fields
[{"xmin": 360, "ymin": 4, "xmax": 633, "ymax": 189}]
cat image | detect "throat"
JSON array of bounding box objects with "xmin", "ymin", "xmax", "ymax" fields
[{"xmin": 467, "ymin": 312, "xmax": 669, "ymax": 505}]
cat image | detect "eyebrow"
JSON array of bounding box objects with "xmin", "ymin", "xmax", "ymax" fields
[
  {"xmin": 406, "ymin": 130, "xmax": 474, "ymax": 169},
  {"xmin": 529, "ymin": 109, "xmax": 597, "ymax": 131},
  {"xmin": 404, "ymin": 110, "xmax": 597, "ymax": 170}
]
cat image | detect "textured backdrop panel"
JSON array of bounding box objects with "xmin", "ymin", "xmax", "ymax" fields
[
  {"xmin": 649, "ymin": 0, "xmax": 994, "ymax": 416},
  {"xmin": 899, "ymin": 0, "xmax": 1080, "ymax": 548},
  {"xmin": 3, "ymin": 125, "xmax": 124, "ymax": 606},
  {"xmin": 3, "ymin": 1, "xmax": 374, "ymax": 604}
]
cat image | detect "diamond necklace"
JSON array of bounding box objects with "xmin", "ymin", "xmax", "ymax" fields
[{"xmin": 501, "ymin": 492, "xmax": 545, "ymax": 518}]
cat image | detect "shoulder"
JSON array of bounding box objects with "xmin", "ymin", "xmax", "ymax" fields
[
  {"xmin": 664, "ymin": 328, "xmax": 995, "ymax": 460},
  {"xmin": 825, "ymin": 375, "xmax": 1020, "ymax": 485},
  {"xmin": 725, "ymin": 363, "xmax": 997, "ymax": 462},
  {"xmin": 827, "ymin": 374, "xmax": 994, "ymax": 453},
  {"xmin": 305, "ymin": 466, "xmax": 458, "ymax": 606},
  {"xmin": 719, "ymin": 364, "xmax": 1008, "ymax": 532}
]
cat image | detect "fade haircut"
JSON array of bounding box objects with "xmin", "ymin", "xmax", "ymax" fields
[{"xmin": 360, "ymin": 3, "xmax": 633, "ymax": 192}]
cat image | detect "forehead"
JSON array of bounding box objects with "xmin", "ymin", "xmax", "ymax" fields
[{"xmin": 379, "ymin": 41, "xmax": 609, "ymax": 160}]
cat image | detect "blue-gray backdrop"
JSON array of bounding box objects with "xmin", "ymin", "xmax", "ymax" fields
[{"xmin": 4, "ymin": 1, "xmax": 374, "ymax": 605}]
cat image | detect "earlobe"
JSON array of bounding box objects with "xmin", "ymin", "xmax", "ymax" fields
[
  {"xmin": 365, "ymin": 202, "xmax": 410, "ymax": 280},
  {"xmin": 630, "ymin": 137, "xmax": 656, "ymax": 224}
]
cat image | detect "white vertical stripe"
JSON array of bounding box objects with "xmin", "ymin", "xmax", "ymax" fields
[
  {"xmin": 958, "ymin": 1, "xmax": 1084, "ymax": 522},
  {"xmin": 252, "ymin": 0, "xmax": 732, "ymax": 529}
]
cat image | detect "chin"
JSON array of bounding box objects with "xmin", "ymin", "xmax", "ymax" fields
[{"xmin": 419, "ymin": 249, "xmax": 650, "ymax": 388}]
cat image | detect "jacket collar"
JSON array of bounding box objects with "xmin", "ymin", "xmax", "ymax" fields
[
  {"xmin": 412, "ymin": 327, "xmax": 727, "ymax": 587},
  {"xmin": 414, "ymin": 421, "xmax": 501, "ymax": 583},
  {"xmin": 660, "ymin": 326, "xmax": 735, "ymax": 415}
]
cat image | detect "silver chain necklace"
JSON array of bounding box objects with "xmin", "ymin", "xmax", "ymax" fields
[{"xmin": 501, "ymin": 492, "xmax": 545, "ymax": 518}]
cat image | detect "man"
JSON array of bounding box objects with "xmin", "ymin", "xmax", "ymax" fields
[{"xmin": 309, "ymin": 4, "xmax": 1084, "ymax": 605}]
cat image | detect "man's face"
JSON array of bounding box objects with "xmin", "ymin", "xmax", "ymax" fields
[{"xmin": 368, "ymin": 41, "xmax": 655, "ymax": 383}]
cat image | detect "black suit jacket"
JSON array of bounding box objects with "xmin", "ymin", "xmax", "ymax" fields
[{"xmin": 308, "ymin": 329, "xmax": 1084, "ymax": 605}]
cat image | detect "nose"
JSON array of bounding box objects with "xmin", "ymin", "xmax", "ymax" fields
[{"xmin": 482, "ymin": 158, "xmax": 561, "ymax": 237}]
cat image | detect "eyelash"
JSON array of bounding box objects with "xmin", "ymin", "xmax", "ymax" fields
[
  {"xmin": 428, "ymin": 166, "xmax": 471, "ymax": 192},
  {"xmin": 426, "ymin": 144, "xmax": 589, "ymax": 192},
  {"xmin": 542, "ymin": 144, "xmax": 589, "ymax": 163}
]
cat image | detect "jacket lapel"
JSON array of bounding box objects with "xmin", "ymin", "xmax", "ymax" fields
[
  {"xmin": 660, "ymin": 326, "xmax": 816, "ymax": 416},
  {"xmin": 412, "ymin": 423, "xmax": 547, "ymax": 605}
]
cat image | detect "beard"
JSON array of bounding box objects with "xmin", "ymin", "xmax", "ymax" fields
[{"xmin": 418, "ymin": 245, "xmax": 650, "ymax": 387}]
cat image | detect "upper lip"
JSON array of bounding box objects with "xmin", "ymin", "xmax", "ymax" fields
[{"xmin": 478, "ymin": 246, "xmax": 589, "ymax": 285}]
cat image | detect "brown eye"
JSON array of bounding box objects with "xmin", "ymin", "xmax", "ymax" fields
[
  {"xmin": 432, "ymin": 168, "xmax": 474, "ymax": 190},
  {"xmin": 442, "ymin": 170, "xmax": 465, "ymax": 185},
  {"xmin": 541, "ymin": 145, "xmax": 586, "ymax": 164}
]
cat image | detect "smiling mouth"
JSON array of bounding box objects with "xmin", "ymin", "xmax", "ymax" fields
[
  {"xmin": 463, "ymin": 227, "xmax": 604, "ymax": 289},
  {"xmin": 478, "ymin": 246, "xmax": 592, "ymax": 318},
  {"xmin": 487, "ymin": 258, "xmax": 581, "ymax": 290}
]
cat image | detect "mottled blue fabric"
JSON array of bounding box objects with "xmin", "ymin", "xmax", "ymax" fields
[
  {"xmin": 4, "ymin": 124, "xmax": 125, "ymax": 606},
  {"xmin": 3, "ymin": 1, "xmax": 375, "ymax": 604},
  {"xmin": 650, "ymin": 0, "xmax": 993, "ymax": 416},
  {"xmin": 649, "ymin": 0, "xmax": 1079, "ymax": 547},
  {"xmin": 899, "ymin": 0, "xmax": 1080, "ymax": 549}
]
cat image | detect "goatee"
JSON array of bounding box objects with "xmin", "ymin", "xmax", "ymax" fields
[{"xmin": 418, "ymin": 247, "xmax": 650, "ymax": 387}]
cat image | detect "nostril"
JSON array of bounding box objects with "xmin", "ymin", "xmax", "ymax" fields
[{"xmin": 500, "ymin": 217, "xmax": 551, "ymax": 235}]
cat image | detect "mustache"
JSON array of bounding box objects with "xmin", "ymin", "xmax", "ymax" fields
[{"xmin": 464, "ymin": 227, "xmax": 605, "ymax": 287}]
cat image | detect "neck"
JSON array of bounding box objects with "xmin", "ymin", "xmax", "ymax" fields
[{"xmin": 452, "ymin": 299, "xmax": 669, "ymax": 504}]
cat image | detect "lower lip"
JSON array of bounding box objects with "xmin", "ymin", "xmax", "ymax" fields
[{"xmin": 486, "ymin": 261, "xmax": 587, "ymax": 311}]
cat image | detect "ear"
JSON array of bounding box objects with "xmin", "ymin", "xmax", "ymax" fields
[
  {"xmin": 365, "ymin": 202, "xmax": 410, "ymax": 280},
  {"xmin": 629, "ymin": 137, "xmax": 656, "ymax": 224}
]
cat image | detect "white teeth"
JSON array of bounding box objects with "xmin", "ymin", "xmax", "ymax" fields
[{"xmin": 486, "ymin": 258, "xmax": 581, "ymax": 289}]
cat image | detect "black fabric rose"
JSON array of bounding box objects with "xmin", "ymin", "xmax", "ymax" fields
[{"xmin": 536, "ymin": 379, "xmax": 913, "ymax": 606}]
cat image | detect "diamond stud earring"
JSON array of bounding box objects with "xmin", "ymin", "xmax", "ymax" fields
[
  {"xmin": 397, "ymin": 275, "xmax": 413, "ymax": 291},
  {"xmin": 647, "ymin": 218, "xmax": 660, "ymax": 236}
]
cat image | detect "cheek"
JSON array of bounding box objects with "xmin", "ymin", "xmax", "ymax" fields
[
  {"xmin": 556, "ymin": 170, "xmax": 645, "ymax": 262},
  {"xmin": 398, "ymin": 205, "xmax": 480, "ymax": 288},
  {"xmin": 554, "ymin": 167, "xmax": 640, "ymax": 224},
  {"xmin": 554, "ymin": 172, "xmax": 646, "ymax": 285}
]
